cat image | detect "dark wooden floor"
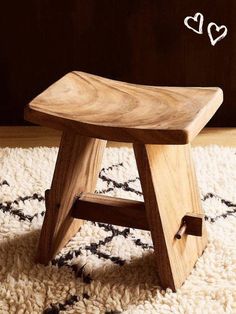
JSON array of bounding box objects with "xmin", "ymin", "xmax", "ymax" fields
[{"xmin": 0, "ymin": 127, "xmax": 235, "ymax": 148}]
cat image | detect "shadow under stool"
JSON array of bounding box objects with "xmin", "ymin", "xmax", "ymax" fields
[{"xmin": 24, "ymin": 71, "xmax": 223, "ymax": 291}]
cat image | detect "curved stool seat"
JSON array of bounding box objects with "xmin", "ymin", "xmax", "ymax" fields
[
  {"xmin": 25, "ymin": 71, "xmax": 223, "ymax": 144},
  {"xmin": 24, "ymin": 71, "xmax": 223, "ymax": 291}
]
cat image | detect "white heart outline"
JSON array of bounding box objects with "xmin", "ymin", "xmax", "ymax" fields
[
  {"xmin": 207, "ymin": 22, "xmax": 228, "ymax": 46},
  {"xmin": 184, "ymin": 12, "xmax": 204, "ymax": 34}
]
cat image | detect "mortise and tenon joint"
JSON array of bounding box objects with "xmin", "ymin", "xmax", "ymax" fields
[{"xmin": 24, "ymin": 71, "xmax": 223, "ymax": 291}]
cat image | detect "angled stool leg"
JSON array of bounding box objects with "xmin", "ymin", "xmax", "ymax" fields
[
  {"xmin": 37, "ymin": 131, "xmax": 106, "ymax": 264},
  {"xmin": 133, "ymin": 143, "xmax": 207, "ymax": 291}
]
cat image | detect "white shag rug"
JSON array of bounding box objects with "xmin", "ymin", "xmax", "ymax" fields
[{"xmin": 0, "ymin": 145, "xmax": 236, "ymax": 314}]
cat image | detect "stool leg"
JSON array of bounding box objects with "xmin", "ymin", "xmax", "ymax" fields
[
  {"xmin": 37, "ymin": 131, "xmax": 106, "ymax": 264},
  {"xmin": 133, "ymin": 143, "xmax": 207, "ymax": 291}
]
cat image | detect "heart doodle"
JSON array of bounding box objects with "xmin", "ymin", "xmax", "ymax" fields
[
  {"xmin": 207, "ymin": 22, "xmax": 228, "ymax": 46},
  {"xmin": 184, "ymin": 12, "xmax": 204, "ymax": 34}
]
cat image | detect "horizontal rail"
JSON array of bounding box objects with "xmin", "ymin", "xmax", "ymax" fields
[{"xmin": 71, "ymin": 192, "xmax": 149, "ymax": 230}]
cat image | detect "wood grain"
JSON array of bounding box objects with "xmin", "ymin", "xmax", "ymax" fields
[
  {"xmin": 71, "ymin": 192, "xmax": 148, "ymax": 230},
  {"xmin": 37, "ymin": 131, "xmax": 106, "ymax": 264},
  {"xmin": 25, "ymin": 71, "xmax": 223, "ymax": 144},
  {"xmin": 1, "ymin": 127, "xmax": 236, "ymax": 148},
  {"xmin": 133, "ymin": 143, "xmax": 208, "ymax": 291}
]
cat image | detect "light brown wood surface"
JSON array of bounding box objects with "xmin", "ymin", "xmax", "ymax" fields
[
  {"xmin": 0, "ymin": 127, "xmax": 235, "ymax": 148},
  {"xmin": 0, "ymin": 125, "xmax": 223, "ymax": 290},
  {"xmin": 71, "ymin": 192, "xmax": 148, "ymax": 230},
  {"xmin": 25, "ymin": 71, "xmax": 223, "ymax": 144},
  {"xmin": 37, "ymin": 131, "xmax": 106, "ymax": 264},
  {"xmin": 0, "ymin": 126, "xmax": 62, "ymax": 147},
  {"xmin": 133, "ymin": 143, "xmax": 208, "ymax": 291}
]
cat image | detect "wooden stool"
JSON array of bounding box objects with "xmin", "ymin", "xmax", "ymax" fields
[{"xmin": 24, "ymin": 71, "xmax": 223, "ymax": 291}]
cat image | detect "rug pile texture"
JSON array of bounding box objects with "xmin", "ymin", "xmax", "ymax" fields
[{"xmin": 0, "ymin": 145, "xmax": 235, "ymax": 314}]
